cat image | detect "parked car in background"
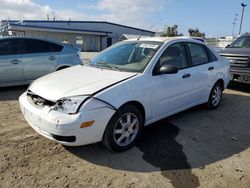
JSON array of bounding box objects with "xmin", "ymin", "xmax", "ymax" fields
[
  {"xmin": 19, "ymin": 37, "xmax": 230, "ymax": 152},
  {"xmin": 220, "ymin": 33, "xmax": 250, "ymax": 83},
  {"xmin": 0, "ymin": 37, "xmax": 82, "ymax": 87}
]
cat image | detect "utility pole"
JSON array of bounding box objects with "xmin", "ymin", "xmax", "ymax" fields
[{"xmin": 239, "ymin": 3, "xmax": 247, "ymax": 35}]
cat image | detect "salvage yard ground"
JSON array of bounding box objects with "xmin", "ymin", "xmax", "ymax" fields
[{"xmin": 0, "ymin": 83, "xmax": 250, "ymax": 188}]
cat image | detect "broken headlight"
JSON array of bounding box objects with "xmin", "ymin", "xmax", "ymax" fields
[{"xmin": 54, "ymin": 96, "xmax": 88, "ymax": 114}]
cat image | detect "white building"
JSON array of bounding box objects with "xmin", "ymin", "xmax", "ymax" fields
[{"xmin": 0, "ymin": 20, "xmax": 155, "ymax": 51}]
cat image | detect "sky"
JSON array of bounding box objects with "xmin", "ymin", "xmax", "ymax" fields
[{"xmin": 0, "ymin": 0, "xmax": 249, "ymax": 37}]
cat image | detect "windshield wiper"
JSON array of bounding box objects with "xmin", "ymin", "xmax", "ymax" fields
[{"xmin": 95, "ymin": 61, "xmax": 120, "ymax": 71}]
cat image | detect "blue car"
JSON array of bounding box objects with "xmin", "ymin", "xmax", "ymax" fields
[{"xmin": 0, "ymin": 37, "xmax": 82, "ymax": 87}]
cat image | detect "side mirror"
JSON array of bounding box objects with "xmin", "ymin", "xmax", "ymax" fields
[{"xmin": 156, "ymin": 64, "xmax": 178, "ymax": 75}]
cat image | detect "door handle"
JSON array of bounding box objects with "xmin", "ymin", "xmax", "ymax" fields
[
  {"xmin": 49, "ymin": 56, "xmax": 56, "ymax": 61},
  {"xmin": 182, "ymin": 73, "xmax": 191, "ymax": 78},
  {"xmin": 208, "ymin": 66, "xmax": 214, "ymax": 71},
  {"xmin": 10, "ymin": 59, "xmax": 21, "ymax": 64}
]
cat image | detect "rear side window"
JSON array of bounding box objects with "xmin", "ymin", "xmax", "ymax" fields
[
  {"xmin": 24, "ymin": 39, "xmax": 63, "ymax": 54},
  {"xmin": 187, "ymin": 43, "xmax": 209, "ymax": 66},
  {"xmin": 206, "ymin": 47, "xmax": 218, "ymax": 62},
  {"xmin": 0, "ymin": 39, "xmax": 21, "ymax": 56}
]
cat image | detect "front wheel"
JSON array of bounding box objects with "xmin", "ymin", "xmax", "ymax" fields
[
  {"xmin": 207, "ymin": 82, "xmax": 223, "ymax": 109},
  {"xmin": 102, "ymin": 105, "xmax": 143, "ymax": 152}
]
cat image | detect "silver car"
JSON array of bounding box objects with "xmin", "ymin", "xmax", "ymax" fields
[{"xmin": 0, "ymin": 37, "xmax": 82, "ymax": 87}]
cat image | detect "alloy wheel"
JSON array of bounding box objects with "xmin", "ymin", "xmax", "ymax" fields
[
  {"xmin": 211, "ymin": 85, "xmax": 222, "ymax": 107},
  {"xmin": 113, "ymin": 113, "xmax": 139, "ymax": 147}
]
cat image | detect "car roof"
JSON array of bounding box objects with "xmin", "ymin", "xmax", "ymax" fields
[
  {"xmin": 0, "ymin": 36, "xmax": 69, "ymax": 47},
  {"xmin": 126, "ymin": 36, "xmax": 205, "ymax": 44}
]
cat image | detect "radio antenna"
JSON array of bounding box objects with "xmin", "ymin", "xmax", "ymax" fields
[{"xmin": 137, "ymin": 18, "xmax": 162, "ymax": 41}]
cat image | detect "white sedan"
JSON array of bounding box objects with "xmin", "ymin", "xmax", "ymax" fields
[{"xmin": 19, "ymin": 37, "xmax": 230, "ymax": 152}]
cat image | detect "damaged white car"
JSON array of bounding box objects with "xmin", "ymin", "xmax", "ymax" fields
[{"xmin": 19, "ymin": 37, "xmax": 230, "ymax": 151}]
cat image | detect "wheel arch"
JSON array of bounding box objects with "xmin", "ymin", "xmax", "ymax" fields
[
  {"xmin": 119, "ymin": 100, "xmax": 146, "ymax": 125},
  {"xmin": 102, "ymin": 100, "xmax": 146, "ymax": 151},
  {"xmin": 56, "ymin": 65, "xmax": 71, "ymax": 71},
  {"xmin": 216, "ymin": 78, "xmax": 225, "ymax": 90}
]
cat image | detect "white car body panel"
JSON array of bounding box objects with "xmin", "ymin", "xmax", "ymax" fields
[
  {"xmin": 151, "ymin": 69, "xmax": 193, "ymax": 119},
  {"xmin": 19, "ymin": 37, "xmax": 230, "ymax": 146},
  {"xmin": 29, "ymin": 65, "xmax": 136, "ymax": 101},
  {"xmin": 19, "ymin": 93, "xmax": 115, "ymax": 145}
]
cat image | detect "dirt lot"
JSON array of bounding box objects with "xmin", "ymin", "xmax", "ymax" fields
[{"xmin": 0, "ymin": 83, "xmax": 250, "ymax": 188}]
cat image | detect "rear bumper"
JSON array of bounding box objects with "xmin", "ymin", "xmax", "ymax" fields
[{"xmin": 230, "ymin": 68, "xmax": 250, "ymax": 83}]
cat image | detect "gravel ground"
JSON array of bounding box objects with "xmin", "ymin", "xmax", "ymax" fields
[{"xmin": 0, "ymin": 83, "xmax": 250, "ymax": 188}]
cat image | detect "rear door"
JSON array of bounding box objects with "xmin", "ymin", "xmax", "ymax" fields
[
  {"xmin": 0, "ymin": 38, "xmax": 24, "ymax": 84},
  {"xmin": 185, "ymin": 42, "xmax": 217, "ymax": 103},
  {"xmin": 22, "ymin": 39, "xmax": 62, "ymax": 81}
]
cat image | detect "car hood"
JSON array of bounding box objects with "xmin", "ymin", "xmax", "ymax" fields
[
  {"xmin": 29, "ymin": 65, "xmax": 137, "ymax": 101},
  {"xmin": 219, "ymin": 48, "xmax": 250, "ymax": 56}
]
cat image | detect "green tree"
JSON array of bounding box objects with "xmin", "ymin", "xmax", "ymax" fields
[
  {"xmin": 161, "ymin": 25, "xmax": 183, "ymax": 37},
  {"xmin": 188, "ymin": 28, "xmax": 205, "ymax": 38}
]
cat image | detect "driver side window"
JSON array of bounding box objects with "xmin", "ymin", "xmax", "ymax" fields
[{"xmin": 157, "ymin": 42, "xmax": 188, "ymax": 69}]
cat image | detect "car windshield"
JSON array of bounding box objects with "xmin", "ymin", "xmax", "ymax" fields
[
  {"xmin": 89, "ymin": 41, "xmax": 162, "ymax": 73},
  {"xmin": 228, "ymin": 36, "xmax": 250, "ymax": 48}
]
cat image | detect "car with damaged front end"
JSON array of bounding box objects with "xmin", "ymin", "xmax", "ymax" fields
[{"xmin": 19, "ymin": 37, "xmax": 230, "ymax": 152}]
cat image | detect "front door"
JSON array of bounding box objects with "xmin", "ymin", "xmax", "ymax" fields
[{"xmin": 151, "ymin": 42, "xmax": 193, "ymax": 120}]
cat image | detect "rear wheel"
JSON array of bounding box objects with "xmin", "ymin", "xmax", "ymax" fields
[
  {"xmin": 102, "ymin": 105, "xmax": 143, "ymax": 152},
  {"xmin": 207, "ymin": 82, "xmax": 223, "ymax": 109}
]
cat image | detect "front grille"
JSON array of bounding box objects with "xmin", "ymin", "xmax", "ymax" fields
[
  {"xmin": 221, "ymin": 54, "xmax": 250, "ymax": 68},
  {"xmin": 27, "ymin": 90, "xmax": 55, "ymax": 107}
]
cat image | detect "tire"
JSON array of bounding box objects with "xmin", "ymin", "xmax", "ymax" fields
[
  {"xmin": 102, "ymin": 105, "xmax": 143, "ymax": 152},
  {"xmin": 207, "ymin": 82, "xmax": 223, "ymax": 109}
]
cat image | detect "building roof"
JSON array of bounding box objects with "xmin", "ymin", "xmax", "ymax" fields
[
  {"xmin": 8, "ymin": 23, "xmax": 112, "ymax": 36},
  {"xmin": 1, "ymin": 20, "xmax": 156, "ymax": 34}
]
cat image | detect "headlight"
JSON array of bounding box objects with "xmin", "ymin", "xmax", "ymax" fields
[{"xmin": 54, "ymin": 96, "xmax": 88, "ymax": 114}]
